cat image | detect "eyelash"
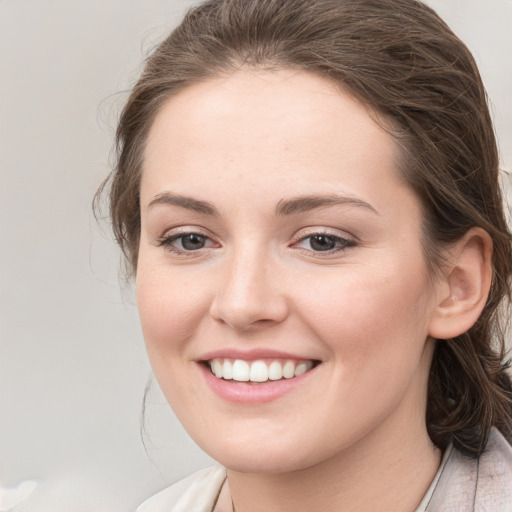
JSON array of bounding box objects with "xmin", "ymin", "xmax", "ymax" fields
[
  {"xmin": 293, "ymin": 232, "xmax": 356, "ymax": 255},
  {"xmin": 157, "ymin": 229, "xmax": 357, "ymax": 256},
  {"xmin": 157, "ymin": 231, "xmax": 216, "ymax": 255}
]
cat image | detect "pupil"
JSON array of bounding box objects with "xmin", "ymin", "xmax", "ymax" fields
[
  {"xmin": 310, "ymin": 235, "xmax": 335, "ymax": 251},
  {"xmin": 182, "ymin": 234, "xmax": 205, "ymax": 250}
]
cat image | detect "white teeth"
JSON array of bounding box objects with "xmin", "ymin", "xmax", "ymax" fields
[
  {"xmin": 222, "ymin": 359, "xmax": 233, "ymax": 380},
  {"xmin": 232, "ymin": 360, "xmax": 250, "ymax": 381},
  {"xmin": 268, "ymin": 361, "xmax": 283, "ymax": 380},
  {"xmin": 249, "ymin": 360, "xmax": 268, "ymax": 382},
  {"xmin": 211, "ymin": 359, "xmax": 223, "ymax": 378},
  {"xmin": 295, "ymin": 361, "xmax": 313, "ymax": 376},
  {"xmin": 282, "ymin": 361, "xmax": 295, "ymax": 379},
  {"xmin": 208, "ymin": 358, "xmax": 315, "ymax": 382}
]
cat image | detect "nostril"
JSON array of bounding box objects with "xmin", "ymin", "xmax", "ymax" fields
[{"xmin": 209, "ymin": 289, "xmax": 289, "ymax": 331}]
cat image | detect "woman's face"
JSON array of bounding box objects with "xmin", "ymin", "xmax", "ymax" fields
[{"xmin": 137, "ymin": 69, "xmax": 442, "ymax": 473}]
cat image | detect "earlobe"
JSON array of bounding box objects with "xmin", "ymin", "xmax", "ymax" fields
[{"xmin": 428, "ymin": 228, "xmax": 493, "ymax": 340}]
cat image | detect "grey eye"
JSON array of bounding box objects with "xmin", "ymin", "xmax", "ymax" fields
[
  {"xmin": 294, "ymin": 232, "xmax": 354, "ymax": 254},
  {"xmin": 180, "ymin": 233, "xmax": 207, "ymax": 250},
  {"xmin": 308, "ymin": 234, "xmax": 338, "ymax": 251}
]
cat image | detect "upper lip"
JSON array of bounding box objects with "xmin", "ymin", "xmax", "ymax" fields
[{"xmin": 198, "ymin": 348, "xmax": 320, "ymax": 362}]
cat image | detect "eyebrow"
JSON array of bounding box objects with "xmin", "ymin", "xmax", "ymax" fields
[
  {"xmin": 148, "ymin": 192, "xmax": 219, "ymax": 216},
  {"xmin": 147, "ymin": 192, "xmax": 378, "ymax": 216},
  {"xmin": 274, "ymin": 194, "xmax": 378, "ymax": 216}
]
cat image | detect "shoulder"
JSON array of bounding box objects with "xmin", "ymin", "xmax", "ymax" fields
[
  {"xmin": 426, "ymin": 428, "xmax": 512, "ymax": 512},
  {"xmin": 136, "ymin": 465, "xmax": 227, "ymax": 512},
  {"xmin": 475, "ymin": 428, "xmax": 512, "ymax": 507}
]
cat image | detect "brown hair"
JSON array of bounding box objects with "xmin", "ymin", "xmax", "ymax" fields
[{"xmin": 97, "ymin": 0, "xmax": 512, "ymax": 456}]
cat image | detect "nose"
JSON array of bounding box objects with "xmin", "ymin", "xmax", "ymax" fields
[{"xmin": 209, "ymin": 246, "xmax": 289, "ymax": 332}]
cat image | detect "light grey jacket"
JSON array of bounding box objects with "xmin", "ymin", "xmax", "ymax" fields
[{"xmin": 137, "ymin": 428, "xmax": 512, "ymax": 512}]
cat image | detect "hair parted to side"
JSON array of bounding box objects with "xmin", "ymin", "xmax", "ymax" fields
[{"xmin": 96, "ymin": 0, "xmax": 512, "ymax": 456}]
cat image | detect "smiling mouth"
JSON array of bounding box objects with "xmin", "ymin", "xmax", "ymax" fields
[{"xmin": 206, "ymin": 358, "xmax": 319, "ymax": 383}]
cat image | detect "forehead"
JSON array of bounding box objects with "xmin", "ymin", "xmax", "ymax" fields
[{"xmin": 141, "ymin": 68, "xmax": 410, "ymax": 214}]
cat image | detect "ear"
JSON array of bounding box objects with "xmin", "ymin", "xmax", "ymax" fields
[{"xmin": 428, "ymin": 228, "xmax": 493, "ymax": 340}]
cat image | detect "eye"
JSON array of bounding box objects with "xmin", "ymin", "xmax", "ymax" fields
[
  {"xmin": 158, "ymin": 231, "xmax": 216, "ymax": 253},
  {"xmin": 177, "ymin": 233, "xmax": 208, "ymax": 250},
  {"xmin": 294, "ymin": 233, "xmax": 355, "ymax": 253}
]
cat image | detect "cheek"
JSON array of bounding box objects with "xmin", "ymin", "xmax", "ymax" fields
[
  {"xmin": 135, "ymin": 266, "xmax": 208, "ymax": 358},
  {"xmin": 135, "ymin": 267, "xmax": 212, "ymax": 412},
  {"xmin": 294, "ymin": 261, "xmax": 434, "ymax": 366},
  {"xmin": 290, "ymin": 268, "xmax": 435, "ymax": 439}
]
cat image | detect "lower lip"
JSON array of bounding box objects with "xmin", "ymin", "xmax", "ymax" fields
[{"xmin": 198, "ymin": 363, "xmax": 318, "ymax": 404}]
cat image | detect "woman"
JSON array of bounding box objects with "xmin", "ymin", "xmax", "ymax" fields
[{"xmin": 98, "ymin": 0, "xmax": 512, "ymax": 510}]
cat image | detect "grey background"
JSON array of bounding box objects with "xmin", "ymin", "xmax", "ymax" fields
[{"xmin": 1, "ymin": 1, "xmax": 511, "ymax": 510}]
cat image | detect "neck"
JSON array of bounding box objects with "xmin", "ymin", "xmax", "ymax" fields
[{"xmin": 225, "ymin": 406, "xmax": 440, "ymax": 512}]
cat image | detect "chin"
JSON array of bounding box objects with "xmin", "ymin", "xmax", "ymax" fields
[
  {"xmin": 193, "ymin": 430, "xmax": 324, "ymax": 474},
  {"xmin": 214, "ymin": 449, "xmax": 314, "ymax": 475}
]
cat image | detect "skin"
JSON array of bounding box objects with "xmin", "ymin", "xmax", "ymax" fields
[{"xmin": 136, "ymin": 68, "xmax": 449, "ymax": 511}]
